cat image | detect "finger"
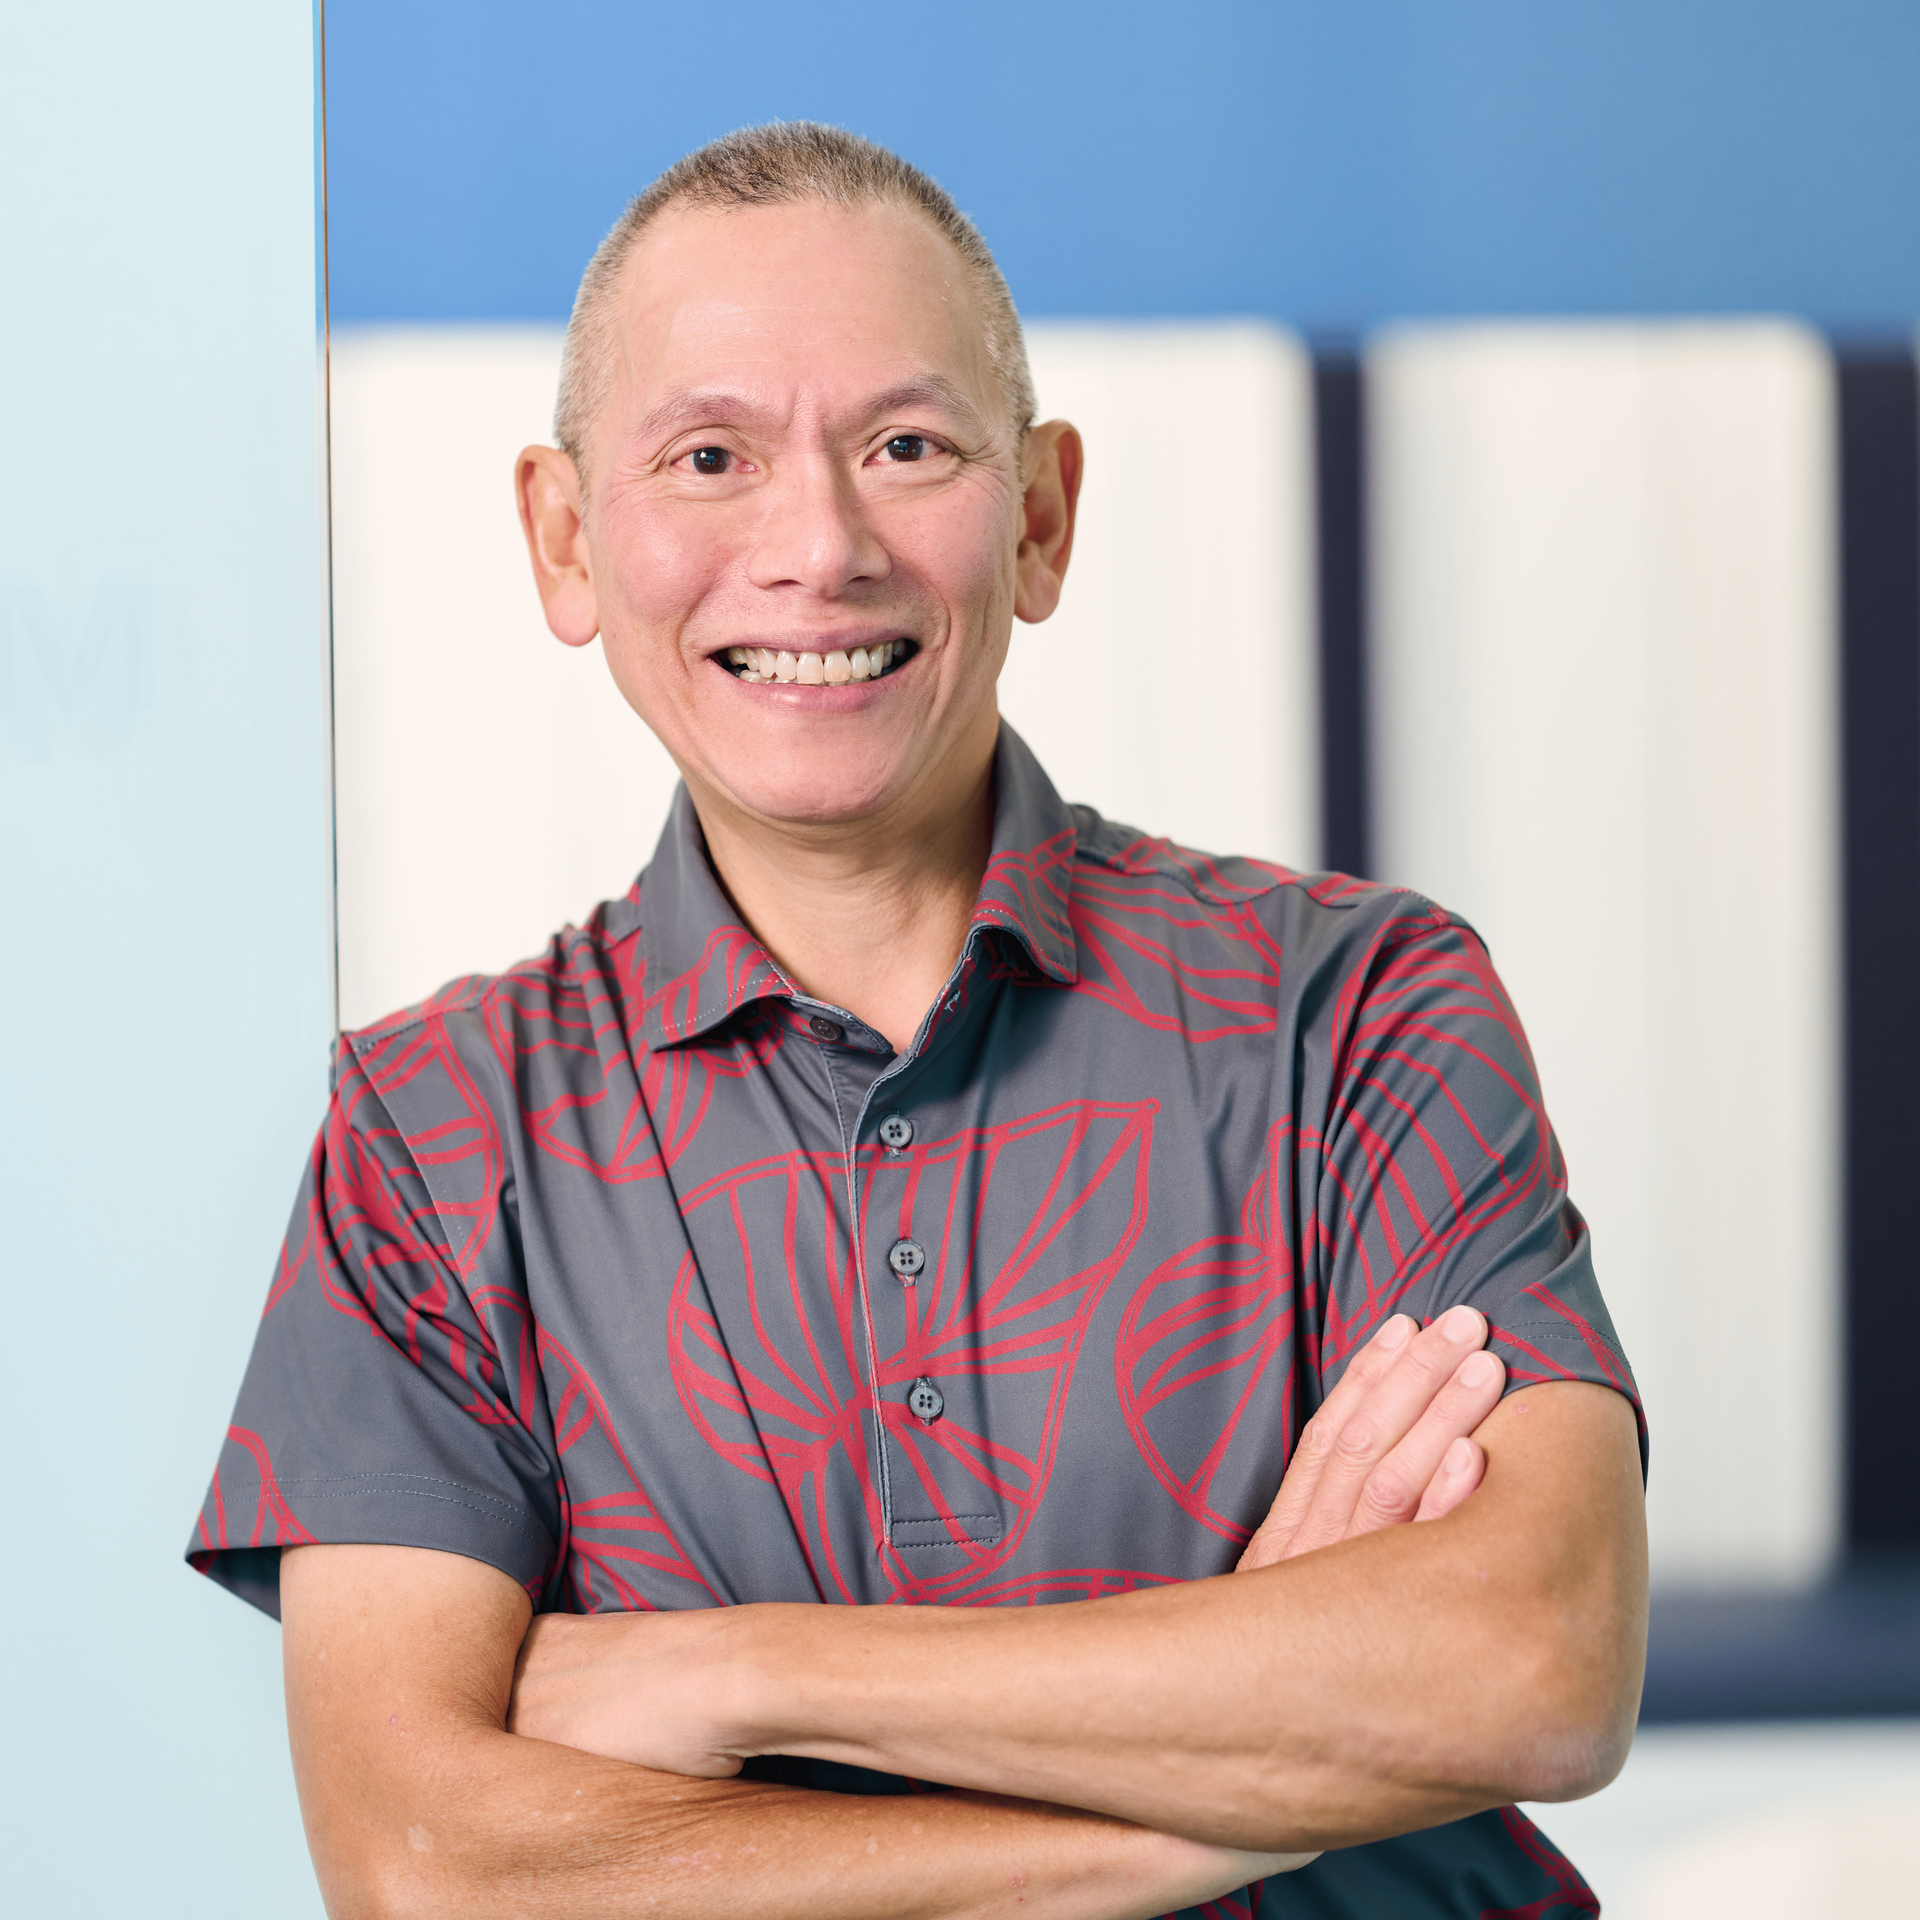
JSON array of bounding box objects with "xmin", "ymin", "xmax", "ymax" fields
[
  {"xmin": 1280, "ymin": 1303, "xmax": 1491, "ymax": 1557},
  {"xmin": 1344, "ymin": 1348, "xmax": 1504, "ymax": 1539},
  {"xmin": 1236, "ymin": 1314, "xmax": 1416, "ymax": 1570},
  {"xmin": 1414, "ymin": 1435, "xmax": 1486, "ymax": 1522}
]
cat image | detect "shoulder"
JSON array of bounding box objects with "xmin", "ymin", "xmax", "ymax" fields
[
  {"xmin": 1066, "ymin": 803, "xmax": 1462, "ymax": 951},
  {"xmin": 1056, "ymin": 804, "xmax": 1490, "ymax": 1048},
  {"xmin": 1068, "ymin": 804, "xmax": 1349, "ymax": 905},
  {"xmin": 333, "ymin": 880, "xmax": 650, "ymax": 1115}
]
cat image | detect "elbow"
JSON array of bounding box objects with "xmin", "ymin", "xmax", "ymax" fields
[
  {"xmin": 1500, "ymin": 1705, "xmax": 1634, "ymax": 1806},
  {"xmin": 312, "ymin": 1843, "xmax": 466, "ymax": 1920},
  {"xmin": 1487, "ymin": 1620, "xmax": 1644, "ymax": 1806}
]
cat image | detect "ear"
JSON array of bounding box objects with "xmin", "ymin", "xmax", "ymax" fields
[
  {"xmin": 1012, "ymin": 420, "xmax": 1083, "ymax": 625},
  {"xmin": 516, "ymin": 444, "xmax": 600, "ymax": 647}
]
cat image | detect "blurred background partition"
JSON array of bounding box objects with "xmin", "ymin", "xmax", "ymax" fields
[
  {"xmin": 0, "ymin": 1, "xmax": 331, "ymax": 1913},
  {"xmin": 1368, "ymin": 322, "xmax": 1841, "ymax": 1588},
  {"xmin": 328, "ymin": 327, "xmax": 679, "ymax": 1029}
]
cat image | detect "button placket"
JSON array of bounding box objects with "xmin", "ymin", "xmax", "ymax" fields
[
  {"xmin": 815, "ymin": 1038, "xmax": 912, "ymax": 1566},
  {"xmin": 840, "ymin": 929, "xmax": 993, "ymax": 1552}
]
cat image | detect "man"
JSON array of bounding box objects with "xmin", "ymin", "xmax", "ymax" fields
[{"xmin": 190, "ymin": 125, "xmax": 1646, "ymax": 1918}]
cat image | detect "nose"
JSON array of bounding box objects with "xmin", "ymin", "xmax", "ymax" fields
[{"xmin": 746, "ymin": 455, "xmax": 890, "ymax": 596}]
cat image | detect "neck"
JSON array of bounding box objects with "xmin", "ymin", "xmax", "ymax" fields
[{"xmin": 690, "ymin": 734, "xmax": 998, "ymax": 1057}]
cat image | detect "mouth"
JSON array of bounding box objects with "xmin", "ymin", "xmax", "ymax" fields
[{"xmin": 717, "ymin": 639, "xmax": 917, "ymax": 685}]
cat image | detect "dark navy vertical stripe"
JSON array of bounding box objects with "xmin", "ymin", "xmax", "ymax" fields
[
  {"xmin": 1837, "ymin": 344, "xmax": 1920, "ymax": 1557},
  {"xmin": 1313, "ymin": 346, "xmax": 1371, "ymax": 879}
]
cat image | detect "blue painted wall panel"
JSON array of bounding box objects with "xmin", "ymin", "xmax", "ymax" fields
[
  {"xmin": 0, "ymin": 2, "xmax": 331, "ymax": 1909},
  {"xmin": 326, "ymin": 0, "xmax": 1920, "ymax": 329}
]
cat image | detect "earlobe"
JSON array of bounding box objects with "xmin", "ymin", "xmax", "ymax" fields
[
  {"xmin": 1013, "ymin": 421, "xmax": 1083, "ymax": 626},
  {"xmin": 516, "ymin": 444, "xmax": 601, "ymax": 648}
]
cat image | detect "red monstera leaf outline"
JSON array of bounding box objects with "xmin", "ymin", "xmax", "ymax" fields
[
  {"xmin": 870, "ymin": 1101, "xmax": 1156, "ymax": 1602},
  {"xmin": 487, "ymin": 928, "xmax": 788, "ymax": 1188},
  {"xmin": 1115, "ymin": 1120, "xmax": 1298, "ymax": 1544},
  {"xmin": 1068, "ymin": 863, "xmax": 1288, "ymax": 1042},
  {"xmin": 669, "ymin": 1148, "xmax": 881, "ymax": 1603},
  {"xmin": 193, "ymin": 1426, "xmax": 317, "ymax": 1561},
  {"xmin": 533, "ymin": 1320, "xmax": 717, "ymax": 1613},
  {"xmin": 471, "ymin": 1279, "xmax": 714, "ymax": 1613},
  {"xmin": 667, "ymin": 1100, "xmax": 1157, "ymax": 1605}
]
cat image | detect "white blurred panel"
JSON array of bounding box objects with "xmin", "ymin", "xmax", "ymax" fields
[
  {"xmin": 1370, "ymin": 322, "xmax": 1840, "ymax": 1587},
  {"xmin": 1528, "ymin": 1721, "xmax": 1920, "ymax": 1920},
  {"xmin": 329, "ymin": 327, "xmax": 679, "ymax": 1029},
  {"xmin": 1011, "ymin": 323, "xmax": 1319, "ymax": 865}
]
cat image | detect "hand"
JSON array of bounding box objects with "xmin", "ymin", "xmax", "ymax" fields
[
  {"xmin": 510, "ymin": 1603, "xmax": 752, "ymax": 1775},
  {"xmin": 1236, "ymin": 1304, "xmax": 1505, "ymax": 1571}
]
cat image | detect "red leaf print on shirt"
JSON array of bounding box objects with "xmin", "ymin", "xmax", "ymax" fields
[
  {"xmin": 1116, "ymin": 1120, "xmax": 1298, "ymax": 1543},
  {"xmin": 667, "ymin": 1101, "xmax": 1156, "ymax": 1604}
]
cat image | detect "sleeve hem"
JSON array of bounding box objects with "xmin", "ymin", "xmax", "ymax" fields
[{"xmin": 185, "ymin": 1476, "xmax": 555, "ymax": 1621}]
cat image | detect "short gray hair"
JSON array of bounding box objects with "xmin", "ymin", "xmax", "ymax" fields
[{"xmin": 554, "ymin": 123, "xmax": 1036, "ymax": 477}]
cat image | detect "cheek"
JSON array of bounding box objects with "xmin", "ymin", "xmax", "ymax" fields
[
  {"xmin": 898, "ymin": 490, "xmax": 1020, "ymax": 631},
  {"xmin": 600, "ymin": 504, "xmax": 727, "ymax": 629}
]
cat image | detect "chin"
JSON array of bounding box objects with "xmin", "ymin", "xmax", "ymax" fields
[
  {"xmin": 707, "ymin": 741, "xmax": 916, "ymax": 829},
  {"xmin": 730, "ymin": 770, "xmax": 910, "ymax": 828}
]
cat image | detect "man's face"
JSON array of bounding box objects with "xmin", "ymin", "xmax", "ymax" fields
[{"xmin": 549, "ymin": 198, "xmax": 1052, "ymax": 834}]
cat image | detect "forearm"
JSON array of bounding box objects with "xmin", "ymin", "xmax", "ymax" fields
[
  {"xmin": 745, "ymin": 1385, "xmax": 1643, "ymax": 1849},
  {"xmin": 753, "ymin": 1528, "xmax": 1560, "ymax": 1849},
  {"xmin": 301, "ymin": 1727, "xmax": 1281, "ymax": 1920},
  {"xmin": 526, "ymin": 1383, "xmax": 1643, "ymax": 1854},
  {"xmin": 282, "ymin": 1542, "xmax": 1296, "ymax": 1920}
]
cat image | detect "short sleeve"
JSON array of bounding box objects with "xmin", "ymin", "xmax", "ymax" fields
[
  {"xmin": 1308, "ymin": 901, "xmax": 1644, "ymax": 1466},
  {"xmin": 186, "ymin": 1029, "xmax": 563, "ymax": 1618}
]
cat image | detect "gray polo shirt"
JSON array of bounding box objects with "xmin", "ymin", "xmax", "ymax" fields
[{"xmin": 191, "ymin": 723, "xmax": 1635, "ymax": 1919}]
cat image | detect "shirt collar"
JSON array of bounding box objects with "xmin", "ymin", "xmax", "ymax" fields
[{"xmin": 635, "ymin": 722, "xmax": 1079, "ymax": 1052}]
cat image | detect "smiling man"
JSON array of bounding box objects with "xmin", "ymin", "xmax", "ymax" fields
[{"xmin": 190, "ymin": 125, "xmax": 1646, "ymax": 1919}]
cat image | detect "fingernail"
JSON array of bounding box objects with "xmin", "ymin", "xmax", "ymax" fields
[
  {"xmin": 1460, "ymin": 1350, "xmax": 1498, "ymax": 1388},
  {"xmin": 1441, "ymin": 1304, "xmax": 1483, "ymax": 1343},
  {"xmin": 1443, "ymin": 1437, "xmax": 1474, "ymax": 1474},
  {"xmin": 1376, "ymin": 1314, "xmax": 1413, "ymax": 1351}
]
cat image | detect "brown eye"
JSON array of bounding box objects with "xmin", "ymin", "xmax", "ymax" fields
[
  {"xmin": 690, "ymin": 446, "xmax": 732, "ymax": 475},
  {"xmin": 883, "ymin": 435, "xmax": 929, "ymax": 462}
]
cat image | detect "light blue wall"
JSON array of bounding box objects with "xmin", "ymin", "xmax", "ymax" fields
[
  {"xmin": 0, "ymin": 3, "xmax": 330, "ymax": 1910},
  {"xmin": 327, "ymin": 0, "xmax": 1920, "ymax": 330}
]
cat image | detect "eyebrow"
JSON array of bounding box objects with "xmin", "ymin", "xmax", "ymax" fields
[{"xmin": 634, "ymin": 374, "xmax": 992, "ymax": 448}]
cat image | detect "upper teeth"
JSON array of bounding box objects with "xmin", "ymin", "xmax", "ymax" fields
[{"xmin": 724, "ymin": 642, "xmax": 897, "ymax": 685}]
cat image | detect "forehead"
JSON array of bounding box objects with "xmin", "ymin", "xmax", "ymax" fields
[{"xmin": 606, "ymin": 198, "xmax": 998, "ymax": 425}]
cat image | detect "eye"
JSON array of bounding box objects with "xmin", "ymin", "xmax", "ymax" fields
[
  {"xmin": 881, "ymin": 434, "xmax": 931, "ymax": 462},
  {"xmin": 688, "ymin": 446, "xmax": 732, "ymax": 475}
]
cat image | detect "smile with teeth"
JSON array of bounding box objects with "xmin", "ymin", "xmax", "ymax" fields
[{"xmin": 721, "ymin": 640, "xmax": 911, "ymax": 685}]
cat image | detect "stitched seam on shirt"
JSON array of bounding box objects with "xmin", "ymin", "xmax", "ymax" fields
[
  {"xmin": 1493, "ymin": 1319, "xmax": 1629, "ymax": 1355},
  {"xmin": 209, "ymin": 1477, "xmax": 552, "ymax": 1540},
  {"xmin": 893, "ymin": 1519, "xmax": 1002, "ymax": 1546}
]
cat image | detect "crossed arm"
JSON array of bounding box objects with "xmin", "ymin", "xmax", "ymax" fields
[{"xmin": 282, "ymin": 1309, "xmax": 1646, "ymax": 1919}]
